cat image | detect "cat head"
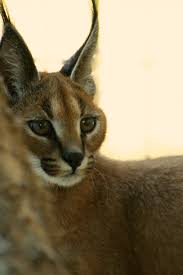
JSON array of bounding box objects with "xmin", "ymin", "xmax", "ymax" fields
[{"xmin": 0, "ymin": 0, "xmax": 106, "ymax": 187}]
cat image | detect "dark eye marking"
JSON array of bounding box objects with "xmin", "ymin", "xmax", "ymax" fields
[
  {"xmin": 42, "ymin": 101, "xmax": 53, "ymax": 119},
  {"xmin": 80, "ymin": 117, "xmax": 97, "ymax": 134},
  {"xmin": 28, "ymin": 120, "xmax": 53, "ymax": 137},
  {"xmin": 77, "ymin": 97, "xmax": 86, "ymax": 116}
]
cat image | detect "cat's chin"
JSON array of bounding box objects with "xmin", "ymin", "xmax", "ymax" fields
[
  {"xmin": 35, "ymin": 167, "xmax": 85, "ymax": 188},
  {"xmin": 29, "ymin": 154, "xmax": 87, "ymax": 187}
]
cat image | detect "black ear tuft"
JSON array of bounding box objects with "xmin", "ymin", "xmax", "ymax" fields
[
  {"xmin": 0, "ymin": 0, "xmax": 10, "ymax": 24},
  {"xmin": 0, "ymin": 0, "xmax": 39, "ymax": 103},
  {"xmin": 60, "ymin": 0, "xmax": 99, "ymax": 96}
]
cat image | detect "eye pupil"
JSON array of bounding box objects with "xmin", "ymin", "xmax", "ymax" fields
[
  {"xmin": 28, "ymin": 120, "xmax": 52, "ymax": 137},
  {"xmin": 80, "ymin": 117, "xmax": 96, "ymax": 133},
  {"xmin": 39, "ymin": 121, "xmax": 46, "ymax": 128}
]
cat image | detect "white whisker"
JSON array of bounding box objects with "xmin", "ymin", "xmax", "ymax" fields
[{"xmin": 93, "ymin": 167, "xmax": 109, "ymax": 201}]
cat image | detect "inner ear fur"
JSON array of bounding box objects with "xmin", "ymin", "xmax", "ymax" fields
[
  {"xmin": 60, "ymin": 0, "xmax": 99, "ymax": 96},
  {"xmin": 0, "ymin": 0, "xmax": 39, "ymax": 103}
]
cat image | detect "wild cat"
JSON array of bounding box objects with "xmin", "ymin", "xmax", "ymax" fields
[{"xmin": 1, "ymin": 1, "xmax": 183, "ymax": 274}]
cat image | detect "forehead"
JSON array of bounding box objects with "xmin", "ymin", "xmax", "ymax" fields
[
  {"xmin": 17, "ymin": 73, "xmax": 96, "ymax": 119},
  {"xmin": 45, "ymin": 74, "xmax": 81, "ymax": 119},
  {"xmin": 25, "ymin": 73, "xmax": 81, "ymax": 118}
]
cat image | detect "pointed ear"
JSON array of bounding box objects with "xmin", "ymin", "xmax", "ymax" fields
[
  {"xmin": 60, "ymin": 0, "xmax": 98, "ymax": 96},
  {"xmin": 0, "ymin": 1, "xmax": 39, "ymax": 103}
]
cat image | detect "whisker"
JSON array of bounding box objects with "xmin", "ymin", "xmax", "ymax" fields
[
  {"xmin": 93, "ymin": 167, "xmax": 109, "ymax": 201},
  {"xmin": 90, "ymin": 174, "xmax": 96, "ymax": 191},
  {"xmin": 42, "ymin": 158, "xmax": 56, "ymax": 162},
  {"xmin": 88, "ymin": 154, "xmax": 95, "ymax": 161},
  {"xmin": 88, "ymin": 159, "xmax": 94, "ymax": 163}
]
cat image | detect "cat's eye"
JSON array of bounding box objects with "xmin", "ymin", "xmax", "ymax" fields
[
  {"xmin": 28, "ymin": 120, "xmax": 52, "ymax": 137},
  {"xmin": 80, "ymin": 117, "xmax": 97, "ymax": 133}
]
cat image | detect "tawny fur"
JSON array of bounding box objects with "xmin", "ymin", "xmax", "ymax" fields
[
  {"xmin": 0, "ymin": 80, "xmax": 70, "ymax": 275},
  {"xmin": 1, "ymin": 1, "xmax": 183, "ymax": 275}
]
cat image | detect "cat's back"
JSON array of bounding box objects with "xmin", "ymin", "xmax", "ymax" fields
[
  {"xmin": 95, "ymin": 153, "xmax": 183, "ymax": 219},
  {"xmin": 96, "ymin": 153, "xmax": 183, "ymax": 188},
  {"xmin": 95, "ymin": 154, "xmax": 183, "ymax": 275}
]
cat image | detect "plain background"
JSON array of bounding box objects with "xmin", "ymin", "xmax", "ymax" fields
[{"xmin": 1, "ymin": 0, "xmax": 183, "ymax": 160}]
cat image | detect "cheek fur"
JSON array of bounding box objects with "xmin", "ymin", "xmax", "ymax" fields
[
  {"xmin": 85, "ymin": 115, "xmax": 107, "ymax": 153},
  {"xmin": 24, "ymin": 132, "xmax": 55, "ymax": 157}
]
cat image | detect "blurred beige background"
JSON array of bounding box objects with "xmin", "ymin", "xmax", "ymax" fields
[{"xmin": 1, "ymin": 0, "xmax": 183, "ymax": 160}]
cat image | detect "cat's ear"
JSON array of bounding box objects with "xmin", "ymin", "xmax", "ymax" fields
[
  {"xmin": 60, "ymin": 0, "xmax": 98, "ymax": 96},
  {"xmin": 0, "ymin": 1, "xmax": 39, "ymax": 103}
]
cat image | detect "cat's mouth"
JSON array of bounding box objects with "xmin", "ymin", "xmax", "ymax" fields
[
  {"xmin": 40, "ymin": 156, "xmax": 94, "ymax": 178},
  {"xmin": 29, "ymin": 154, "xmax": 95, "ymax": 187},
  {"xmin": 41, "ymin": 158, "xmax": 61, "ymax": 177}
]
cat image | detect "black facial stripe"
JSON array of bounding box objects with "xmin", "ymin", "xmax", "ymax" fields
[
  {"xmin": 77, "ymin": 97, "xmax": 86, "ymax": 116},
  {"xmin": 42, "ymin": 158, "xmax": 56, "ymax": 162},
  {"xmin": 42, "ymin": 101, "xmax": 53, "ymax": 119}
]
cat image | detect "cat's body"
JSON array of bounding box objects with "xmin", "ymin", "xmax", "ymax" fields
[
  {"xmin": 48, "ymin": 154, "xmax": 183, "ymax": 275},
  {"xmin": 1, "ymin": 1, "xmax": 183, "ymax": 274}
]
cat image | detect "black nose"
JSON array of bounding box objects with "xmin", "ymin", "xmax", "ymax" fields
[{"xmin": 62, "ymin": 149, "xmax": 84, "ymax": 172}]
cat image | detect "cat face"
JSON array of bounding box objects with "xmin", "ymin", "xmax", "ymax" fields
[
  {"xmin": 13, "ymin": 73, "xmax": 106, "ymax": 187},
  {"xmin": 0, "ymin": 0, "xmax": 103, "ymax": 187}
]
